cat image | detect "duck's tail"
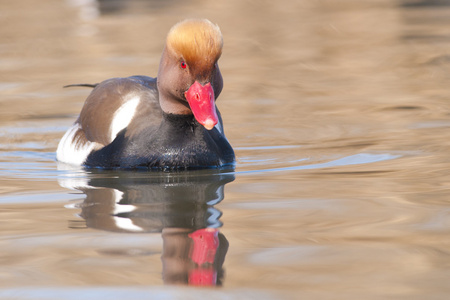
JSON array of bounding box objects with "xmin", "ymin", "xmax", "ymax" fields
[{"xmin": 63, "ymin": 83, "xmax": 98, "ymax": 88}]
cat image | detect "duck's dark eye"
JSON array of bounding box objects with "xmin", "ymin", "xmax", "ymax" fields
[{"xmin": 180, "ymin": 61, "xmax": 187, "ymax": 69}]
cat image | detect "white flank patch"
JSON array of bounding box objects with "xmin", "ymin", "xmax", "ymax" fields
[
  {"xmin": 110, "ymin": 96, "xmax": 140, "ymax": 141},
  {"xmin": 56, "ymin": 123, "xmax": 99, "ymax": 166},
  {"xmin": 113, "ymin": 216, "xmax": 143, "ymax": 232}
]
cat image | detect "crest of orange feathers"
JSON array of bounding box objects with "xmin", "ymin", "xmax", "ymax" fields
[{"xmin": 166, "ymin": 19, "xmax": 223, "ymax": 74}]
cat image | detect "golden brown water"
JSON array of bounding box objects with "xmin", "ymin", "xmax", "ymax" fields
[{"xmin": 1, "ymin": 0, "xmax": 450, "ymax": 299}]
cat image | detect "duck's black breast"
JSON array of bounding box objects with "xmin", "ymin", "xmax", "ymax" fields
[{"xmin": 84, "ymin": 113, "xmax": 235, "ymax": 170}]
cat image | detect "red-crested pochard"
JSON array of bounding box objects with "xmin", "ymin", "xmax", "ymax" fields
[{"xmin": 56, "ymin": 19, "xmax": 235, "ymax": 170}]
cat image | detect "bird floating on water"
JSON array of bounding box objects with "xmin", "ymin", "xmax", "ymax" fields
[{"xmin": 57, "ymin": 19, "xmax": 235, "ymax": 170}]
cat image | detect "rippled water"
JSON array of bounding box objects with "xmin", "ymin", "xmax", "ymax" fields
[{"xmin": 2, "ymin": 0, "xmax": 450, "ymax": 299}]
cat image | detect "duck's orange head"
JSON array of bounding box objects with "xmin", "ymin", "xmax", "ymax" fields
[{"xmin": 158, "ymin": 19, "xmax": 224, "ymax": 130}]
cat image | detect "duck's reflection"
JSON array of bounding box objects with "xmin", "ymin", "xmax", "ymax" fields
[{"xmin": 61, "ymin": 169, "xmax": 234, "ymax": 286}]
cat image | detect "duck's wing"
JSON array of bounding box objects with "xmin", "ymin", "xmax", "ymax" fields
[{"xmin": 56, "ymin": 76, "xmax": 161, "ymax": 166}]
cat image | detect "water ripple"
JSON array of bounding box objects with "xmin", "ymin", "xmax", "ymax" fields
[
  {"xmin": 0, "ymin": 148, "xmax": 402, "ymax": 182},
  {"xmin": 234, "ymin": 153, "xmax": 401, "ymax": 175}
]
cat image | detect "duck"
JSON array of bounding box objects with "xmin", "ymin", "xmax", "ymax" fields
[{"xmin": 56, "ymin": 19, "xmax": 235, "ymax": 170}]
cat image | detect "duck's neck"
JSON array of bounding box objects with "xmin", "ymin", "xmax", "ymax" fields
[
  {"xmin": 158, "ymin": 92, "xmax": 192, "ymax": 116},
  {"xmin": 161, "ymin": 112, "xmax": 198, "ymax": 132}
]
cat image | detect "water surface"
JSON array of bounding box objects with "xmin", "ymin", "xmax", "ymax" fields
[{"xmin": 1, "ymin": 0, "xmax": 450, "ymax": 299}]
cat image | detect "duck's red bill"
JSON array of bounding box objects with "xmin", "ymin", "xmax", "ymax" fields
[{"xmin": 185, "ymin": 81, "xmax": 218, "ymax": 130}]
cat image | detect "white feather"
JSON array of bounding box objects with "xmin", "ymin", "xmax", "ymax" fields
[
  {"xmin": 110, "ymin": 96, "xmax": 140, "ymax": 141},
  {"xmin": 57, "ymin": 96, "xmax": 140, "ymax": 166},
  {"xmin": 56, "ymin": 123, "xmax": 100, "ymax": 166}
]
